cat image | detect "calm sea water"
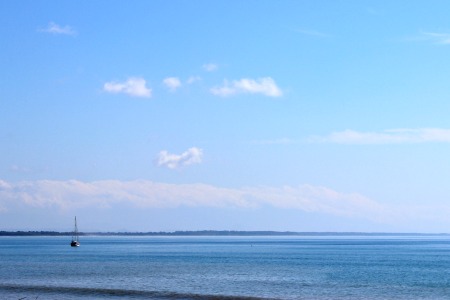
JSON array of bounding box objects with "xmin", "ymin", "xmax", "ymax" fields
[{"xmin": 1, "ymin": 235, "xmax": 450, "ymax": 299}]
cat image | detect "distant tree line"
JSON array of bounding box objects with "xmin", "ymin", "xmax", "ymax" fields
[
  {"xmin": 0, "ymin": 230, "xmax": 446, "ymax": 236},
  {"xmin": 0, "ymin": 231, "xmax": 75, "ymax": 236}
]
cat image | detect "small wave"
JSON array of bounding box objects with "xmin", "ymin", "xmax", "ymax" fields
[{"xmin": 0, "ymin": 284, "xmax": 272, "ymax": 300}]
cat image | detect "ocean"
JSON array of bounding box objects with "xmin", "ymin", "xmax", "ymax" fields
[{"xmin": 1, "ymin": 235, "xmax": 450, "ymax": 299}]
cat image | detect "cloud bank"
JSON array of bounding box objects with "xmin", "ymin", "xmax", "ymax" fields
[
  {"xmin": 211, "ymin": 77, "xmax": 283, "ymax": 97},
  {"xmin": 104, "ymin": 77, "xmax": 152, "ymax": 98},
  {"xmin": 3, "ymin": 179, "xmax": 450, "ymax": 229},
  {"xmin": 157, "ymin": 147, "xmax": 203, "ymax": 169},
  {"xmin": 0, "ymin": 179, "xmax": 385, "ymax": 220},
  {"xmin": 313, "ymin": 128, "xmax": 450, "ymax": 144}
]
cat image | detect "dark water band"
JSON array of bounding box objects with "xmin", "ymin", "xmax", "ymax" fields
[{"xmin": 0, "ymin": 284, "xmax": 273, "ymax": 300}]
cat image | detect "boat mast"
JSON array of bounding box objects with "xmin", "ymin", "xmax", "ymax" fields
[{"xmin": 73, "ymin": 216, "xmax": 79, "ymax": 242}]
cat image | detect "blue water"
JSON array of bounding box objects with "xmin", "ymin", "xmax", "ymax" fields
[{"xmin": 1, "ymin": 236, "xmax": 450, "ymax": 299}]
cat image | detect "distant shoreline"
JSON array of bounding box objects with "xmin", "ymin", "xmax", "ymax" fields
[{"xmin": 1, "ymin": 230, "xmax": 449, "ymax": 237}]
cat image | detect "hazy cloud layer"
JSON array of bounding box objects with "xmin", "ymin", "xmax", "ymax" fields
[
  {"xmin": 104, "ymin": 77, "xmax": 152, "ymax": 98},
  {"xmin": 295, "ymin": 28, "xmax": 330, "ymax": 38},
  {"xmin": 157, "ymin": 147, "xmax": 203, "ymax": 169},
  {"xmin": 0, "ymin": 179, "xmax": 385, "ymax": 220},
  {"xmin": 187, "ymin": 76, "xmax": 201, "ymax": 84},
  {"xmin": 203, "ymin": 63, "xmax": 218, "ymax": 72},
  {"xmin": 418, "ymin": 31, "xmax": 450, "ymax": 44},
  {"xmin": 252, "ymin": 138, "xmax": 296, "ymax": 145},
  {"xmin": 313, "ymin": 128, "xmax": 450, "ymax": 144},
  {"xmin": 9, "ymin": 165, "xmax": 32, "ymax": 174},
  {"xmin": 40, "ymin": 22, "xmax": 76, "ymax": 35},
  {"xmin": 211, "ymin": 77, "xmax": 283, "ymax": 97},
  {"xmin": 3, "ymin": 179, "xmax": 450, "ymax": 228}
]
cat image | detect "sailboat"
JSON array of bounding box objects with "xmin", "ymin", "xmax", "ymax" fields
[{"xmin": 70, "ymin": 216, "xmax": 80, "ymax": 247}]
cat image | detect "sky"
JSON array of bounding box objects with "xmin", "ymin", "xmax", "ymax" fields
[{"xmin": 1, "ymin": 1, "xmax": 450, "ymax": 233}]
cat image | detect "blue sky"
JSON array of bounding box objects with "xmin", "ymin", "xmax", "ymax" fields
[{"xmin": 2, "ymin": 1, "xmax": 450, "ymax": 232}]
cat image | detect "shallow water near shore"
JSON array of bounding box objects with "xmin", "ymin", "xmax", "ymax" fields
[{"xmin": 1, "ymin": 235, "xmax": 450, "ymax": 299}]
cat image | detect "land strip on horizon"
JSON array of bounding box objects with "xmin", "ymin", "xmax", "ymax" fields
[{"xmin": 1, "ymin": 231, "xmax": 449, "ymax": 236}]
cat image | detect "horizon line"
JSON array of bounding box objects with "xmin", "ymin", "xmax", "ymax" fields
[{"xmin": 1, "ymin": 230, "xmax": 450, "ymax": 236}]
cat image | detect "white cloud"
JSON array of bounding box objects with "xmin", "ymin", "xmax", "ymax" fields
[
  {"xmin": 211, "ymin": 77, "xmax": 283, "ymax": 98},
  {"xmin": 0, "ymin": 180, "xmax": 11, "ymax": 190},
  {"xmin": 210, "ymin": 80, "xmax": 235, "ymax": 97},
  {"xmin": 40, "ymin": 22, "xmax": 77, "ymax": 35},
  {"xmin": 419, "ymin": 31, "xmax": 450, "ymax": 44},
  {"xmin": 312, "ymin": 128, "xmax": 450, "ymax": 144},
  {"xmin": 203, "ymin": 63, "xmax": 218, "ymax": 72},
  {"xmin": 406, "ymin": 31, "xmax": 450, "ymax": 45},
  {"xmin": 295, "ymin": 28, "xmax": 330, "ymax": 38},
  {"xmin": 157, "ymin": 147, "xmax": 203, "ymax": 169},
  {"xmin": 187, "ymin": 76, "xmax": 202, "ymax": 84},
  {"xmin": 103, "ymin": 77, "xmax": 152, "ymax": 98},
  {"xmin": 163, "ymin": 77, "xmax": 181, "ymax": 91}
]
